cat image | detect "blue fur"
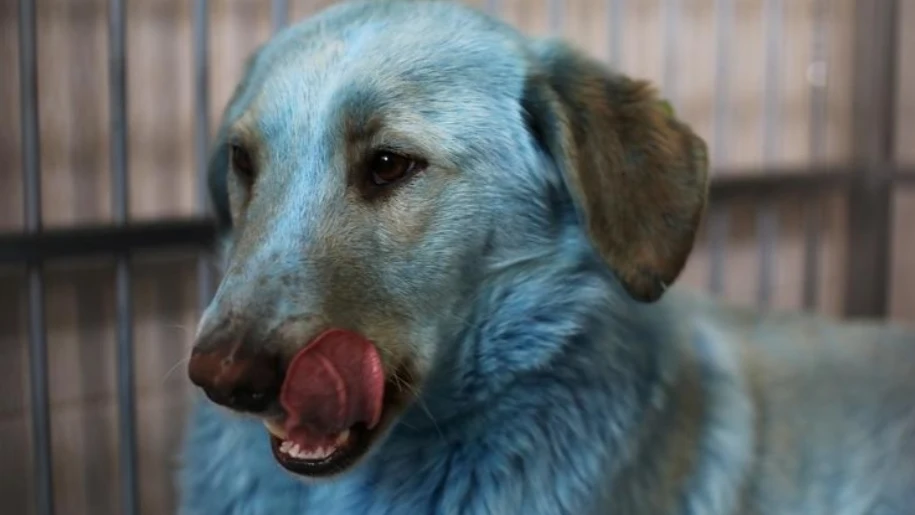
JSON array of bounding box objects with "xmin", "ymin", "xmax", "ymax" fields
[
  {"xmin": 179, "ymin": 221, "xmax": 683, "ymax": 515},
  {"xmin": 180, "ymin": 2, "xmax": 691, "ymax": 513},
  {"xmin": 180, "ymin": 1, "xmax": 915, "ymax": 509}
]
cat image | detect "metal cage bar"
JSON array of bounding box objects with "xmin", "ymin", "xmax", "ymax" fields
[
  {"xmin": 194, "ymin": 0, "xmax": 214, "ymax": 312},
  {"xmin": 607, "ymin": 0, "xmax": 625, "ymax": 68},
  {"xmin": 18, "ymin": 1, "xmax": 54, "ymax": 512},
  {"xmin": 548, "ymin": 0, "xmax": 564, "ymax": 35},
  {"xmin": 802, "ymin": 0, "xmax": 831, "ymax": 310},
  {"xmin": 708, "ymin": 0, "xmax": 733, "ymax": 295},
  {"xmin": 108, "ymin": 0, "xmax": 139, "ymax": 513},
  {"xmin": 844, "ymin": 0, "xmax": 900, "ymax": 318},
  {"xmin": 756, "ymin": 0, "xmax": 783, "ymax": 309},
  {"xmin": 661, "ymin": 0, "xmax": 680, "ymax": 108},
  {"xmin": 273, "ymin": 0, "xmax": 289, "ymax": 32}
]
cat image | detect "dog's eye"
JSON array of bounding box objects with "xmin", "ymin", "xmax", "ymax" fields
[
  {"xmin": 368, "ymin": 151, "xmax": 421, "ymax": 186},
  {"xmin": 230, "ymin": 144, "xmax": 256, "ymax": 185}
]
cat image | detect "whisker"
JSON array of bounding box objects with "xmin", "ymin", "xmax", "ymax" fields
[
  {"xmin": 392, "ymin": 370, "xmax": 446, "ymax": 444},
  {"xmin": 162, "ymin": 356, "xmax": 192, "ymax": 384}
]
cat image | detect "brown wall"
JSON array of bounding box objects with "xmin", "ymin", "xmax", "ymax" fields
[{"xmin": 1, "ymin": 1, "xmax": 914, "ymax": 514}]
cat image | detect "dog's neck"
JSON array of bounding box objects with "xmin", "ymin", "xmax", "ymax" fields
[{"xmin": 349, "ymin": 222, "xmax": 697, "ymax": 512}]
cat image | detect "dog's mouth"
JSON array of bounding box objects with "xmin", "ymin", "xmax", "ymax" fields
[
  {"xmin": 264, "ymin": 328, "xmax": 413, "ymax": 477},
  {"xmin": 264, "ymin": 419, "xmax": 375, "ymax": 476}
]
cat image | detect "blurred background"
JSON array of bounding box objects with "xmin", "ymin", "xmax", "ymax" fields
[{"xmin": 1, "ymin": 0, "xmax": 913, "ymax": 514}]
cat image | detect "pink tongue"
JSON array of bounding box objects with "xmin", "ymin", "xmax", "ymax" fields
[{"xmin": 280, "ymin": 329, "xmax": 385, "ymax": 444}]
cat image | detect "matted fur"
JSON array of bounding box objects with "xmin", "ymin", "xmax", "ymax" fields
[{"xmin": 178, "ymin": 1, "xmax": 915, "ymax": 514}]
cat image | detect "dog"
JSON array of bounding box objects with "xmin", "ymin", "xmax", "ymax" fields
[{"xmin": 177, "ymin": 1, "xmax": 915, "ymax": 513}]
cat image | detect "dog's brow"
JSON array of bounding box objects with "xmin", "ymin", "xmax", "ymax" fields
[{"xmin": 341, "ymin": 107, "xmax": 383, "ymax": 143}]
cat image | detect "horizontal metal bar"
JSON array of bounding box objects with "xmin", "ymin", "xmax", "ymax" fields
[
  {"xmin": 0, "ymin": 169, "xmax": 912, "ymax": 265},
  {"xmin": 0, "ymin": 219, "xmax": 218, "ymax": 264},
  {"xmin": 898, "ymin": 172, "xmax": 915, "ymax": 185},
  {"xmin": 710, "ymin": 166, "xmax": 915, "ymax": 199},
  {"xmin": 711, "ymin": 169, "xmax": 847, "ymax": 198}
]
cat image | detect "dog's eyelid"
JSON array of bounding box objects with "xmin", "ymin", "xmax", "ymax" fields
[{"xmin": 371, "ymin": 141, "xmax": 424, "ymax": 160}]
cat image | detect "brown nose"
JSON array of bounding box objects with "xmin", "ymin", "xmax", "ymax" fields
[{"xmin": 187, "ymin": 342, "xmax": 282, "ymax": 413}]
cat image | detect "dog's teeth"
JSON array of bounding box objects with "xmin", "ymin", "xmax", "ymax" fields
[
  {"xmin": 263, "ymin": 420, "xmax": 289, "ymax": 440},
  {"xmin": 278, "ymin": 441, "xmax": 341, "ymax": 460},
  {"xmin": 299, "ymin": 446, "xmax": 334, "ymax": 460},
  {"xmin": 277, "ymin": 431, "xmax": 349, "ymax": 461}
]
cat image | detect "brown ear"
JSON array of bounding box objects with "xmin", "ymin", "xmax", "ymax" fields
[{"xmin": 524, "ymin": 40, "xmax": 709, "ymax": 302}]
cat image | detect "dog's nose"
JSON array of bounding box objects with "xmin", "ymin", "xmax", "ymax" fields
[{"xmin": 187, "ymin": 342, "xmax": 282, "ymax": 413}]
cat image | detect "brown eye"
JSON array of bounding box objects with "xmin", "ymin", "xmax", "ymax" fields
[
  {"xmin": 368, "ymin": 151, "xmax": 421, "ymax": 186},
  {"xmin": 230, "ymin": 144, "xmax": 256, "ymax": 185}
]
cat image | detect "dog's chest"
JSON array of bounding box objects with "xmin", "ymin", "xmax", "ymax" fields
[{"xmin": 302, "ymin": 451, "xmax": 490, "ymax": 515}]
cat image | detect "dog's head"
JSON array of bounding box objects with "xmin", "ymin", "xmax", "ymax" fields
[{"xmin": 188, "ymin": 0, "xmax": 708, "ymax": 479}]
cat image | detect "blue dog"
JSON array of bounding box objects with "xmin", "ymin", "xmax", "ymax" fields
[{"xmin": 179, "ymin": 1, "xmax": 915, "ymax": 513}]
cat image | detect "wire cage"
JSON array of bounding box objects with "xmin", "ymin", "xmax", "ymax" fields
[{"xmin": 1, "ymin": 1, "xmax": 914, "ymax": 514}]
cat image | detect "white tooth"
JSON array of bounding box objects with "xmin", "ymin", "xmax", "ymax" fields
[
  {"xmin": 303, "ymin": 447, "xmax": 328, "ymax": 460},
  {"xmin": 289, "ymin": 444, "xmax": 302, "ymax": 457},
  {"xmin": 335, "ymin": 430, "xmax": 350, "ymax": 445},
  {"xmin": 263, "ymin": 420, "xmax": 289, "ymax": 440},
  {"xmin": 279, "ymin": 441, "xmax": 292, "ymax": 454}
]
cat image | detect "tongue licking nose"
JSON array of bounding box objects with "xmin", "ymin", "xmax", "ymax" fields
[{"xmin": 279, "ymin": 329, "xmax": 385, "ymax": 450}]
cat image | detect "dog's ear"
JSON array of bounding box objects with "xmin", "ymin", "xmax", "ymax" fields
[{"xmin": 523, "ymin": 40, "xmax": 709, "ymax": 303}]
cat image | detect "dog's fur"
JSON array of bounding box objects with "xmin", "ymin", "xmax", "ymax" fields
[{"xmin": 178, "ymin": 1, "xmax": 915, "ymax": 513}]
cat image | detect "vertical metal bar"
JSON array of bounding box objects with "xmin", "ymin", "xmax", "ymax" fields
[
  {"xmin": 272, "ymin": 0, "xmax": 288, "ymax": 33},
  {"xmin": 548, "ymin": 0, "xmax": 564, "ymax": 35},
  {"xmin": 844, "ymin": 0, "xmax": 898, "ymax": 318},
  {"xmin": 108, "ymin": 0, "xmax": 138, "ymax": 513},
  {"xmin": 18, "ymin": 2, "xmax": 54, "ymax": 513},
  {"xmin": 608, "ymin": 0, "xmax": 625, "ymax": 68},
  {"xmin": 803, "ymin": 0, "xmax": 830, "ymax": 311},
  {"xmin": 194, "ymin": 0, "xmax": 214, "ymax": 313},
  {"xmin": 708, "ymin": 0, "xmax": 733, "ymax": 295},
  {"xmin": 661, "ymin": 0, "xmax": 680, "ymax": 107},
  {"xmin": 756, "ymin": 0, "xmax": 782, "ymax": 309}
]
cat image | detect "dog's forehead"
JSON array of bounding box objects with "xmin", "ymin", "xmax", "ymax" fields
[{"xmin": 241, "ymin": 2, "xmax": 530, "ymax": 140}]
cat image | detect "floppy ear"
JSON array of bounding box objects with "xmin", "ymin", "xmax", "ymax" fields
[{"xmin": 523, "ymin": 40, "xmax": 709, "ymax": 302}]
